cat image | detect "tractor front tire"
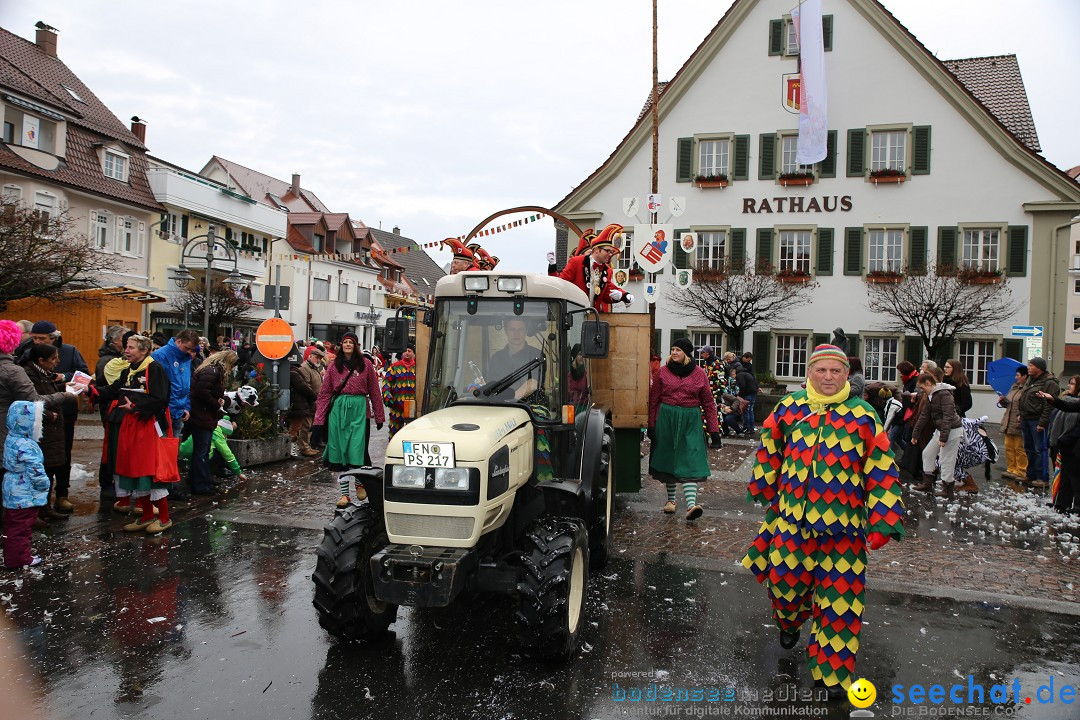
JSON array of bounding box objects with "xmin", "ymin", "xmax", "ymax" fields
[
  {"xmin": 312, "ymin": 504, "xmax": 398, "ymax": 641},
  {"xmin": 515, "ymin": 517, "xmax": 589, "ymax": 660}
]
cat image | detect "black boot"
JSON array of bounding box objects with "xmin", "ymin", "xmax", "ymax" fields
[
  {"xmin": 935, "ymin": 483, "xmax": 954, "ymax": 499},
  {"xmin": 779, "ymin": 628, "xmax": 800, "ymax": 649},
  {"xmin": 913, "ymin": 473, "xmax": 935, "ymax": 493}
]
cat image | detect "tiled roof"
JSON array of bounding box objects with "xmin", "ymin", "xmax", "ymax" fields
[
  {"xmin": 206, "ymin": 156, "xmax": 331, "ymax": 213},
  {"xmin": 1067, "ymin": 165, "xmax": 1080, "ymax": 181},
  {"xmin": 369, "ymin": 227, "xmax": 446, "ymax": 298},
  {"xmin": 942, "ymin": 55, "xmax": 1040, "ymax": 153},
  {"xmin": 0, "ymin": 27, "xmax": 161, "ymax": 211}
]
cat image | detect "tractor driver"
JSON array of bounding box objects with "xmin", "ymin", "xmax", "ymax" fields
[{"xmin": 487, "ymin": 317, "xmax": 543, "ymax": 402}]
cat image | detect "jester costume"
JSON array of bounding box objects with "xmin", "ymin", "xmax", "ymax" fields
[
  {"xmin": 381, "ymin": 357, "xmax": 416, "ymax": 439},
  {"xmin": 550, "ymin": 224, "xmax": 629, "ymax": 312},
  {"xmin": 741, "ymin": 346, "xmax": 905, "ymax": 691}
]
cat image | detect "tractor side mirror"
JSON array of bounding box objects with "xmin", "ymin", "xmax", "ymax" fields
[
  {"xmin": 384, "ymin": 317, "xmax": 410, "ymax": 354},
  {"xmin": 581, "ymin": 321, "xmax": 609, "ymax": 358},
  {"xmin": 420, "ymin": 308, "xmax": 433, "ymax": 327}
]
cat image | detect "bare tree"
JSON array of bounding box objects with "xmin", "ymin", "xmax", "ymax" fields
[
  {"xmin": 0, "ymin": 204, "xmax": 121, "ymax": 311},
  {"xmin": 865, "ymin": 264, "xmax": 1021, "ymax": 362},
  {"xmin": 667, "ymin": 260, "xmax": 820, "ymax": 349},
  {"xmin": 175, "ymin": 279, "xmax": 255, "ymax": 337}
]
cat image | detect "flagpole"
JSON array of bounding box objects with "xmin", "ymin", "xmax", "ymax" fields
[{"xmin": 649, "ymin": 0, "xmax": 658, "ymax": 354}]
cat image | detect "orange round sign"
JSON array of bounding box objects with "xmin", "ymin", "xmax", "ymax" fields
[{"xmin": 255, "ymin": 317, "xmax": 294, "ymax": 360}]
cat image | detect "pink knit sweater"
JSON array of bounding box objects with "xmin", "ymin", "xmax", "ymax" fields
[
  {"xmin": 314, "ymin": 360, "xmax": 385, "ymax": 425},
  {"xmin": 648, "ymin": 364, "xmax": 719, "ymax": 432}
]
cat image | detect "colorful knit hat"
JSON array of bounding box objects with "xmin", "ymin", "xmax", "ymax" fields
[{"xmin": 807, "ymin": 344, "xmax": 850, "ymax": 368}]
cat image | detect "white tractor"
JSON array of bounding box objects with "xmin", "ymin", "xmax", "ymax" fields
[{"xmin": 312, "ymin": 271, "xmax": 615, "ymax": 658}]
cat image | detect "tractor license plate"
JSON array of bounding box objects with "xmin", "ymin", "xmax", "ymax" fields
[{"xmin": 402, "ymin": 442, "xmax": 455, "ymax": 468}]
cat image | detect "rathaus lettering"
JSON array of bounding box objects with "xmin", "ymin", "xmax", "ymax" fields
[{"xmin": 741, "ymin": 196, "xmax": 853, "ymax": 213}]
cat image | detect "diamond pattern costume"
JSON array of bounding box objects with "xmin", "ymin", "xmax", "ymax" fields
[
  {"xmin": 381, "ymin": 358, "xmax": 416, "ymax": 440},
  {"xmin": 741, "ymin": 386, "xmax": 905, "ymax": 690}
]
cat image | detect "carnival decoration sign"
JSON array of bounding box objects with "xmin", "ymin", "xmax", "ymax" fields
[
  {"xmin": 644, "ymin": 283, "xmax": 658, "ymax": 304},
  {"xmin": 680, "ymin": 232, "xmax": 697, "ymax": 254},
  {"xmin": 633, "ymin": 224, "xmax": 673, "ymax": 273},
  {"xmin": 675, "ymin": 268, "xmax": 693, "ymax": 289}
]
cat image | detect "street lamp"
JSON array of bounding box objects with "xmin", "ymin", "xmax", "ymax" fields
[{"xmin": 172, "ymin": 226, "xmax": 247, "ymax": 339}]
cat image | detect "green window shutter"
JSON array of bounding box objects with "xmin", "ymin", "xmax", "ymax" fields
[
  {"xmin": 733, "ymin": 135, "xmax": 750, "ymax": 181},
  {"xmin": 756, "ymin": 228, "xmax": 774, "ymax": 266},
  {"xmin": 847, "ymin": 333, "xmax": 860, "ymax": 360},
  {"xmin": 730, "ymin": 228, "xmax": 746, "ymax": 270},
  {"xmin": 813, "ymin": 333, "xmax": 830, "ymax": 349},
  {"xmin": 904, "ymin": 336, "xmax": 924, "ymax": 365},
  {"xmin": 935, "ymin": 340, "xmax": 955, "ymax": 366},
  {"xmin": 753, "ymin": 331, "xmax": 772, "ymax": 373},
  {"xmin": 676, "ymin": 137, "xmax": 694, "ymax": 182},
  {"xmin": 822, "ymin": 15, "xmax": 833, "ymax": 51},
  {"xmin": 670, "ymin": 329, "xmax": 688, "ymax": 350},
  {"xmin": 937, "ymin": 226, "xmax": 957, "ymax": 271},
  {"xmin": 759, "ymin": 133, "xmax": 776, "ymax": 180},
  {"xmin": 912, "ymin": 125, "xmax": 931, "ymax": 175},
  {"xmin": 653, "ymin": 330, "xmax": 662, "ymax": 356},
  {"xmin": 769, "ymin": 19, "xmax": 783, "ymax": 56},
  {"xmin": 180, "ymin": 215, "xmax": 189, "ymax": 239},
  {"xmin": 816, "ymin": 228, "xmax": 834, "ymax": 275},
  {"xmin": 673, "ymin": 228, "xmax": 690, "ymax": 271},
  {"xmin": 909, "ymin": 226, "xmax": 928, "ymax": 275},
  {"xmin": 159, "ymin": 213, "xmax": 168, "ymax": 235},
  {"xmin": 1003, "ymin": 338, "xmax": 1023, "ymax": 361},
  {"xmin": 843, "ymin": 227, "xmax": 863, "ymax": 275},
  {"xmin": 819, "ymin": 130, "xmax": 838, "ymax": 178},
  {"xmin": 1006, "ymin": 225, "xmax": 1028, "ymax": 277},
  {"xmin": 846, "ymin": 128, "xmax": 866, "ymax": 177}
]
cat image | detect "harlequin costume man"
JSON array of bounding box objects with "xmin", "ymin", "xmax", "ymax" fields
[
  {"xmin": 467, "ymin": 243, "xmax": 498, "ymax": 271},
  {"xmin": 550, "ymin": 224, "xmax": 633, "ymax": 312},
  {"xmin": 443, "ymin": 238, "xmax": 479, "ymax": 274},
  {"xmin": 741, "ymin": 344, "xmax": 905, "ymax": 694},
  {"xmin": 381, "ymin": 344, "xmax": 417, "ymax": 440}
]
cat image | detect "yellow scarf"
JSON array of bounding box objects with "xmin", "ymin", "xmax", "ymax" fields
[
  {"xmin": 102, "ymin": 357, "xmax": 128, "ymax": 385},
  {"xmin": 122, "ymin": 354, "xmax": 154, "ymax": 386},
  {"xmin": 805, "ymin": 379, "xmax": 850, "ymax": 414}
]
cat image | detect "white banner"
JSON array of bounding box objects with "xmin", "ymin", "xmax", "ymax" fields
[
  {"xmin": 792, "ymin": 0, "xmax": 827, "ymax": 164},
  {"xmin": 644, "ymin": 283, "xmax": 658, "ymax": 304},
  {"xmin": 633, "ymin": 224, "xmax": 673, "ymax": 273},
  {"xmin": 22, "ymin": 115, "xmax": 40, "ymax": 149}
]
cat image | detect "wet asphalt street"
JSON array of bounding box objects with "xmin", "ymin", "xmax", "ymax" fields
[{"xmin": 2, "ymin": 423, "xmax": 1079, "ymax": 720}]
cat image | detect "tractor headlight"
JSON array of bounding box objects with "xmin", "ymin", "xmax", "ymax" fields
[
  {"xmin": 497, "ymin": 277, "xmax": 523, "ymax": 293},
  {"xmin": 463, "ymin": 276, "xmax": 489, "ymax": 292},
  {"xmin": 391, "ymin": 466, "xmax": 426, "ymax": 489},
  {"xmin": 433, "ymin": 467, "xmax": 471, "ymax": 490}
]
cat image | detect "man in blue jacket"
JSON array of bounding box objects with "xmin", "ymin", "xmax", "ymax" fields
[
  {"xmin": 152, "ymin": 329, "xmax": 198, "ymax": 438},
  {"xmin": 152, "ymin": 329, "xmax": 198, "ymax": 500}
]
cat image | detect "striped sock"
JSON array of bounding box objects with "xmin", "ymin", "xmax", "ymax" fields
[
  {"xmin": 338, "ymin": 473, "xmax": 351, "ymax": 498},
  {"xmin": 683, "ymin": 482, "xmax": 698, "ymax": 508},
  {"xmin": 666, "ymin": 483, "xmax": 677, "ymax": 503}
]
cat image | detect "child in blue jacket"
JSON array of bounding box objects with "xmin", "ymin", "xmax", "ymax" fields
[{"xmin": 3, "ymin": 400, "xmax": 48, "ymax": 569}]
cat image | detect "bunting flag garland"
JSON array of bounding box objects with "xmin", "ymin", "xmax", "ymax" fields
[{"xmin": 272, "ymin": 213, "xmax": 546, "ymax": 262}]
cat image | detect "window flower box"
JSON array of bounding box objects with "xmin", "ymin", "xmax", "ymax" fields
[
  {"xmin": 694, "ymin": 174, "xmax": 729, "ymax": 189},
  {"xmin": 866, "ymin": 270, "xmax": 903, "ymax": 283},
  {"xmin": 959, "ymin": 268, "xmax": 1003, "ymax": 284},
  {"xmin": 776, "ymin": 270, "xmax": 812, "ymax": 284},
  {"xmin": 869, "ymin": 168, "xmax": 907, "ymax": 184},
  {"xmin": 778, "ymin": 172, "xmax": 815, "ymax": 187}
]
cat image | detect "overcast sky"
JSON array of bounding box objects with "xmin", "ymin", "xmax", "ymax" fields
[{"xmin": 2, "ymin": 1, "xmax": 1076, "ymax": 273}]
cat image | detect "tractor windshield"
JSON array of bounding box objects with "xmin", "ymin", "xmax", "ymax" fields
[{"xmin": 424, "ymin": 299, "xmax": 564, "ymax": 418}]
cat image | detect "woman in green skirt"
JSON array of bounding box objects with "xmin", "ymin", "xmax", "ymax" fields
[
  {"xmin": 647, "ymin": 338, "xmax": 721, "ymax": 520},
  {"xmin": 312, "ymin": 333, "xmax": 384, "ymax": 508}
]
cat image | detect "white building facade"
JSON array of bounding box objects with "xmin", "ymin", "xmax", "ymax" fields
[{"xmin": 554, "ymin": 0, "xmax": 1080, "ymax": 419}]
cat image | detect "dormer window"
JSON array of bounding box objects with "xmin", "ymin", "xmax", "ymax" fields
[{"xmin": 103, "ymin": 149, "xmax": 128, "ymax": 181}]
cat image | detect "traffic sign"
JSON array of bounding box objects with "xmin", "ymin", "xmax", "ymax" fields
[
  {"xmin": 1011, "ymin": 325, "xmax": 1043, "ymax": 338},
  {"xmin": 255, "ymin": 317, "xmax": 294, "ymax": 360}
]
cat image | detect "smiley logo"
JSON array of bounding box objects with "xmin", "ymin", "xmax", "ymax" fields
[{"xmin": 848, "ymin": 678, "xmax": 877, "ymax": 708}]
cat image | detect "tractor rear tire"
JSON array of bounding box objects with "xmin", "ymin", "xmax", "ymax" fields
[
  {"xmin": 515, "ymin": 517, "xmax": 589, "ymax": 660},
  {"xmin": 588, "ymin": 423, "xmax": 614, "ymax": 569},
  {"xmin": 312, "ymin": 504, "xmax": 398, "ymax": 641}
]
